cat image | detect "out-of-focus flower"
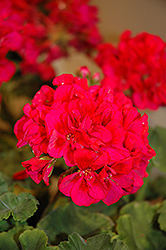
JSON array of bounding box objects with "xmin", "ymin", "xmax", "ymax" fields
[
  {"xmin": 95, "ymin": 30, "xmax": 166, "ymax": 110},
  {"xmin": 13, "ymin": 170, "xmax": 29, "ymax": 180},
  {"xmin": 0, "ymin": 0, "xmax": 102, "ymax": 86},
  {"xmin": 76, "ymin": 66, "xmax": 100, "ymax": 85}
]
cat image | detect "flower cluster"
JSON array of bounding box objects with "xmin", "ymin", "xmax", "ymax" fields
[
  {"xmin": 0, "ymin": 0, "xmax": 102, "ymax": 85},
  {"xmin": 95, "ymin": 30, "xmax": 166, "ymax": 110},
  {"xmin": 14, "ymin": 72, "xmax": 155, "ymax": 206}
]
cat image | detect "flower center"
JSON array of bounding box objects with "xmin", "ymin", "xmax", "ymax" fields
[
  {"xmin": 66, "ymin": 133, "xmax": 74, "ymax": 141},
  {"xmin": 82, "ymin": 169, "xmax": 91, "ymax": 176}
]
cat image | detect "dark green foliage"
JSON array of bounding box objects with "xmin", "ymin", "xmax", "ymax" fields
[
  {"xmin": 117, "ymin": 201, "xmax": 166, "ymax": 250},
  {"xmin": 58, "ymin": 233, "xmax": 129, "ymax": 250},
  {"xmin": 149, "ymin": 127, "xmax": 166, "ymax": 172},
  {"xmin": 37, "ymin": 202, "xmax": 113, "ymax": 244},
  {"xmin": 0, "ymin": 125, "xmax": 166, "ymax": 249}
]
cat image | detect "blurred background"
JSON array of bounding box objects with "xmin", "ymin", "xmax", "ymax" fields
[
  {"xmin": 1, "ymin": 0, "xmax": 166, "ymax": 132},
  {"xmin": 56, "ymin": 0, "xmax": 166, "ymax": 74},
  {"xmin": 95, "ymin": 0, "xmax": 166, "ymax": 42},
  {"xmin": 54, "ymin": 0, "xmax": 166, "ymax": 128}
]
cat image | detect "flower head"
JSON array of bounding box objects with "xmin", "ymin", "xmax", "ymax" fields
[
  {"xmin": 0, "ymin": 0, "xmax": 102, "ymax": 85},
  {"xmin": 95, "ymin": 30, "xmax": 166, "ymax": 109},
  {"xmin": 14, "ymin": 71, "xmax": 155, "ymax": 206}
]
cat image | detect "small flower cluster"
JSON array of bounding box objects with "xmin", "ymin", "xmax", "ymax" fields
[
  {"xmin": 95, "ymin": 30, "xmax": 166, "ymax": 110},
  {"xmin": 45, "ymin": 0, "xmax": 102, "ymax": 52},
  {"xmin": 0, "ymin": 0, "xmax": 102, "ymax": 85},
  {"xmin": 14, "ymin": 72, "xmax": 155, "ymax": 206}
]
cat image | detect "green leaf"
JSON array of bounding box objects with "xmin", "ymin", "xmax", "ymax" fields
[
  {"xmin": 80, "ymin": 199, "xmax": 123, "ymax": 218},
  {"xmin": 19, "ymin": 229, "xmax": 48, "ymax": 250},
  {"xmin": 0, "ymin": 230, "xmax": 19, "ymax": 250},
  {"xmin": 0, "ymin": 220, "xmax": 11, "ymax": 232},
  {"xmin": 158, "ymin": 200, "xmax": 166, "ymax": 231},
  {"xmin": 117, "ymin": 201, "xmax": 166, "ymax": 250},
  {"xmin": 0, "ymin": 225, "xmax": 31, "ymax": 250},
  {"xmin": 110, "ymin": 238, "xmax": 129, "ymax": 250},
  {"xmin": 0, "ymin": 192, "xmax": 39, "ymax": 222},
  {"xmin": 45, "ymin": 247, "xmax": 59, "ymax": 250},
  {"xmin": 37, "ymin": 202, "xmax": 113, "ymax": 244},
  {"xmin": 147, "ymin": 174, "xmax": 166, "ymax": 200},
  {"xmin": 59, "ymin": 232, "xmax": 129, "ymax": 250},
  {"xmin": 149, "ymin": 127, "xmax": 166, "ymax": 172}
]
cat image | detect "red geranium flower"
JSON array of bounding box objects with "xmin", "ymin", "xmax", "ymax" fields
[
  {"xmin": 95, "ymin": 30, "xmax": 166, "ymax": 109},
  {"xmin": 14, "ymin": 72, "xmax": 155, "ymax": 206},
  {"xmin": 0, "ymin": 0, "xmax": 102, "ymax": 84},
  {"xmin": 58, "ymin": 149, "xmax": 108, "ymax": 206}
]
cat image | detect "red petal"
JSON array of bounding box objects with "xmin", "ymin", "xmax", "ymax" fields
[
  {"xmin": 47, "ymin": 130, "xmax": 66, "ymax": 158},
  {"xmin": 111, "ymin": 157, "xmax": 133, "ymax": 174},
  {"xmin": 88, "ymin": 174, "xmax": 107, "ymax": 200},
  {"xmin": 52, "ymin": 74, "xmax": 74, "ymax": 86},
  {"xmin": 0, "ymin": 59, "xmax": 16, "ymax": 83},
  {"xmin": 58, "ymin": 172, "xmax": 79, "ymax": 197},
  {"xmin": 71, "ymin": 177, "xmax": 95, "ymax": 206},
  {"xmin": 103, "ymin": 180, "xmax": 123, "ymax": 205},
  {"xmin": 90, "ymin": 125, "xmax": 112, "ymax": 143},
  {"xmin": 13, "ymin": 170, "xmax": 29, "ymax": 180},
  {"xmin": 74, "ymin": 149, "xmax": 96, "ymax": 170}
]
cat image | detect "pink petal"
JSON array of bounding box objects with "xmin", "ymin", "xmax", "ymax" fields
[
  {"xmin": 0, "ymin": 59, "xmax": 16, "ymax": 83},
  {"xmin": 43, "ymin": 165, "xmax": 54, "ymax": 186},
  {"xmin": 74, "ymin": 149, "xmax": 96, "ymax": 170},
  {"xmin": 25, "ymin": 170, "xmax": 41, "ymax": 184},
  {"xmin": 63, "ymin": 146, "xmax": 76, "ymax": 166},
  {"xmin": 102, "ymin": 179, "xmax": 123, "ymax": 205},
  {"xmin": 111, "ymin": 157, "xmax": 133, "ymax": 174},
  {"xmin": 106, "ymin": 145, "xmax": 130, "ymax": 163},
  {"xmin": 47, "ymin": 130, "xmax": 66, "ymax": 158},
  {"xmin": 52, "ymin": 74, "xmax": 74, "ymax": 86},
  {"xmin": 32, "ymin": 85, "xmax": 54, "ymax": 106},
  {"xmin": 106, "ymin": 120, "xmax": 124, "ymax": 144},
  {"xmin": 112, "ymin": 172, "xmax": 134, "ymax": 190},
  {"xmin": 38, "ymin": 63, "xmax": 55, "ymax": 81},
  {"xmin": 71, "ymin": 177, "xmax": 95, "ymax": 206},
  {"xmin": 80, "ymin": 116, "xmax": 92, "ymax": 130},
  {"xmin": 90, "ymin": 125, "xmax": 112, "ymax": 143},
  {"xmin": 123, "ymin": 108, "xmax": 139, "ymax": 129},
  {"xmin": 88, "ymin": 175, "xmax": 107, "ymax": 200},
  {"xmin": 23, "ymin": 103, "xmax": 31, "ymax": 117},
  {"xmin": 13, "ymin": 170, "xmax": 29, "ymax": 180},
  {"xmin": 45, "ymin": 109, "xmax": 65, "ymax": 136},
  {"xmin": 92, "ymin": 152, "xmax": 109, "ymax": 167},
  {"xmin": 125, "ymin": 132, "xmax": 144, "ymax": 151},
  {"xmin": 53, "ymin": 85, "xmax": 72, "ymax": 103},
  {"xmin": 132, "ymin": 170, "xmax": 144, "ymax": 188},
  {"xmin": 5, "ymin": 31, "xmax": 23, "ymax": 51},
  {"xmin": 58, "ymin": 172, "xmax": 79, "ymax": 196}
]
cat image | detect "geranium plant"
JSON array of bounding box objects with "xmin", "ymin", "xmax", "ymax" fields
[
  {"xmin": 0, "ymin": 1, "xmax": 166, "ymax": 250},
  {"xmin": 14, "ymin": 73, "xmax": 155, "ymax": 207}
]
